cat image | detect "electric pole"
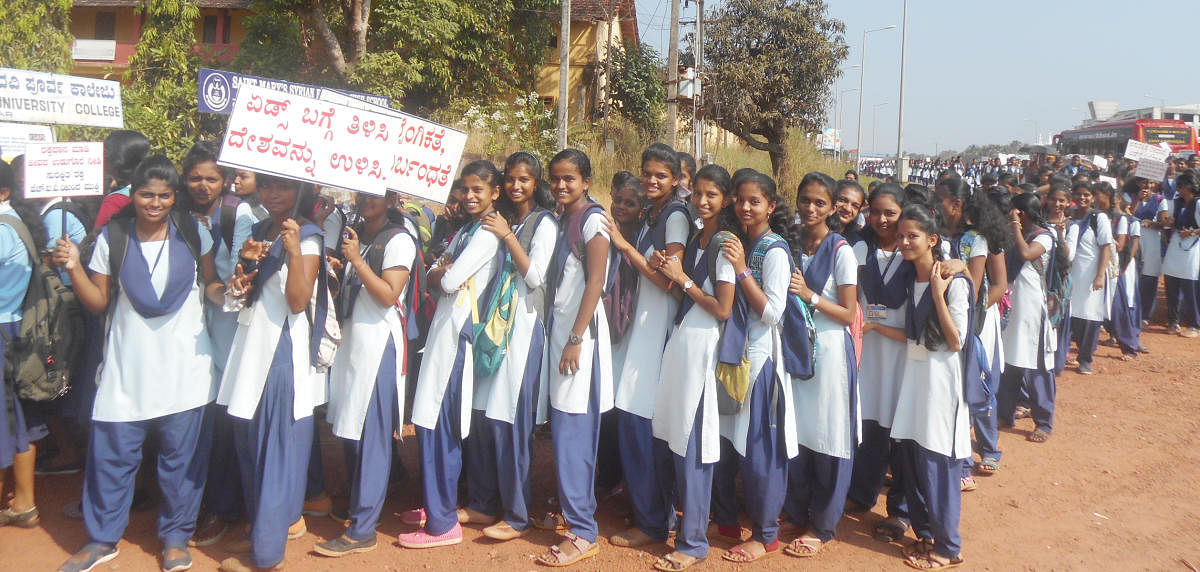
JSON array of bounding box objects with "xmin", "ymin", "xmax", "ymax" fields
[
  {"xmin": 666, "ymin": 0, "xmax": 681, "ymax": 148},
  {"xmin": 557, "ymin": 0, "xmax": 571, "ymax": 150}
]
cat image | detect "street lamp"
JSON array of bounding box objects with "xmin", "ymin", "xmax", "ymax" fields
[
  {"xmin": 895, "ymin": 0, "xmax": 909, "ymax": 181},
  {"xmin": 1024, "ymin": 118, "xmax": 1037, "ymax": 145},
  {"xmin": 854, "ymin": 24, "xmax": 897, "ymax": 167},
  {"xmin": 872, "ymin": 101, "xmax": 889, "ymax": 154}
]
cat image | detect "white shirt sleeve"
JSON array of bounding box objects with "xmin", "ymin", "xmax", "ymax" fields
[
  {"xmin": 758, "ymin": 247, "xmax": 790, "ymax": 326},
  {"xmin": 441, "ymin": 230, "xmax": 499, "ymax": 292},
  {"xmin": 715, "ymin": 253, "xmax": 736, "ymax": 284},
  {"xmin": 834, "ymin": 243, "xmax": 858, "ymax": 286},
  {"xmin": 523, "ymin": 215, "xmax": 558, "ymax": 289},
  {"xmin": 581, "ymin": 211, "xmax": 610, "ymax": 242},
  {"xmin": 852, "ymin": 241, "xmax": 868, "ymax": 267},
  {"xmin": 1115, "ymin": 215, "xmax": 1129, "ymax": 237},
  {"xmin": 970, "ymin": 234, "xmax": 989, "ymax": 259},
  {"xmin": 947, "ymin": 278, "xmax": 970, "ymax": 348},
  {"xmin": 300, "ymin": 235, "xmax": 322, "ymax": 257},
  {"xmin": 88, "ymin": 231, "xmax": 111, "ymax": 276},
  {"xmin": 664, "ymin": 209, "xmax": 690, "ymax": 247},
  {"xmin": 382, "ymin": 231, "xmax": 416, "ymax": 271},
  {"xmin": 1129, "ymin": 220, "xmax": 1141, "ymax": 237},
  {"xmin": 1065, "ymin": 223, "xmax": 1080, "ymax": 262},
  {"xmin": 1094, "ymin": 213, "xmax": 1114, "ymax": 246}
]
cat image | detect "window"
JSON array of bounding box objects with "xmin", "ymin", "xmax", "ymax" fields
[
  {"xmin": 548, "ymin": 35, "xmax": 557, "ymax": 48},
  {"xmin": 222, "ymin": 12, "xmax": 232, "ymax": 44},
  {"xmin": 202, "ymin": 15, "xmax": 218, "ymax": 44},
  {"xmin": 95, "ymin": 12, "xmax": 116, "ymax": 40}
]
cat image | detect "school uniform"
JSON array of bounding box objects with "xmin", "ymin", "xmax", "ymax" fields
[
  {"xmin": 1162, "ymin": 198, "xmax": 1200, "ymax": 330},
  {"xmin": 611, "ymin": 206, "xmax": 689, "ymax": 540},
  {"xmin": 409, "ymin": 220, "xmax": 500, "ymax": 537},
  {"xmin": 1136, "ymin": 196, "xmax": 1169, "ymax": 322},
  {"xmin": 326, "ymin": 228, "xmax": 414, "ymax": 540},
  {"xmin": 891, "ymin": 277, "xmax": 971, "ymax": 561},
  {"xmin": 544, "ymin": 208, "xmax": 615, "ymax": 544},
  {"xmin": 0, "ymin": 207, "xmax": 47, "ymax": 471},
  {"xmin": 217, "ymin": 224, "xmax": 326, "ymax": 569},
  {"xmin": 784, "ymin": 235, "xmax": 859, "ymax": 543},
  {"xmin": 999, "ymin": 230, "xmax": 1056, "ymax": 432},
  {"xmin": 847, "ymin": 239, "xmax": 912, "ymax": 520},
  {"xmin": 651, "ymin": 232, "xmax": 734, "ymax": 558},
  {"xmin": 1066, "ymin": 212, "xmax": 1113, "ymax": 368},
  {"xmin": 82, "ymin": 216, "xmax": 217, "ymax": 550},
  {"xmin": 712, "ymin": 233, "xmax": 798, "ymax": 546},
  {"xmin": 948, "ymin": 232, "xmax": 1001, "ymax": 471},
  {"xmin": 1109, "ymin": 216, "xmax": 1142, "ymax": 354}
]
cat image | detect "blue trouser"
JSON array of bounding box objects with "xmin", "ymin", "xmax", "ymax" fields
[
  {"xmin": 202, "ymin": 404, "xmax": 243, "ymax": 522},
  {"xmin": 1053, "ymin": 308, "xmax": 1071, "ymax": 374},
  {"xmin": 84, "ymin": 405, "xmax": 210, "ymax": 548},
  {"xmin": 1111, "ymin": 276, "xmax": 1141, "ymax": 354},
  {"xmin": 847, "ymin": 419, "xmax": 908, "ymax": 521},
  {"xmin": 1165, "ymin": 276, "xmax": 1200, "ymax": 328},
  {"xmin": 617, "ymin": 410, "xmax": 674, "ymax": 540},
  {"xmin": 711, "ymin": 360, "xmax": 789, "ymax": 545},
  {"xmin": 344, "ymin": 337, "xmax": 398, "ymax": 541},
  {"xmin": 962, "ymin": 396, "xmax": 1001, "ymax": 477},
  {"xmin": 658, "ymin": 400, "xmax": 712, "ymax": 559},
  {"xmin": 464, "ymin": 410, "xmax": 501, "ymax": 518},
  {"xmin": 1071, "ymin": 317, "xmax": 1102, "ymax": 366},
  {"xmin": 549, "ymin": 349, "xmax": 603, "ymax": 543},
  {"xmin": 234, "ymin": 329, "xmax": 314, "ymax": 569},
  {"xmin": 305, "ymin": 413, "xmax": 326, "ymax": 501},
  {"xmin": 899, "ymin": 440, "xmax": 962, "ymax": 559},
  {"xmin": 416, "ymin": 335, "xmax": 468, "ymax": 537},
  {"xmin": 784, "ymin": 445, "xmax": 853, "ymax": 542},
  {"xmin": 1138, "ymin": 274, "xmax": 1159, "ymax": 323},
  {"xmin": 998, "ymin": 365, "xmax": 1055, "ymax": 433},
  {"xmin": 595, "ymin": 410, "xmax": 623, "ymax": 492}
]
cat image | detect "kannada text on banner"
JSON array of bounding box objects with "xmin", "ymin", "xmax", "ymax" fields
[
  {"xmin": 218, "ymin": 84, "xmax": 466, "ymax": 203},
  {"xmin": 0, "ymin": 68, "xmax": 123, "ymax": 129},
  {"xmin": 198, "ymin": 68, "xmax": 390, "ymax": 115},
  {"xmin": 24, "ymin": 143, "xmax": 105, "ymax": 199}
]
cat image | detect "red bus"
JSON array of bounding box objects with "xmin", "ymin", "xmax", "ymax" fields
[{"xmin": 1055, "ymin": 118, "xmax": 1198, "ymax": 156}]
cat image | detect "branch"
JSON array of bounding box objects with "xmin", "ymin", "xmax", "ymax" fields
[
  {"xmin": 723, "ymin": 120, "xmax": 781, "ymax": 154},
  {"xmin": 299, "ymin": 0, "xmax": 348, "ymax": 78}
]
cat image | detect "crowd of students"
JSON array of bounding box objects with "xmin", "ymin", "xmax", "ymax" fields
[{"xmin": 0, "ymin": 130, "xmax": 1197, "ymax": 572}]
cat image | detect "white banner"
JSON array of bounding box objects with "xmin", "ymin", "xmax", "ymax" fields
[
  {"xmin": 1124, "ymin": 139, "xmax": 1170, "ymax": 163},
  {"xmin": 1091, "ymin": 154, "xmax": 1108, "ymax": 170},
  {"xmin": 0, "ymin": 67, "xmax": 123, "ymax": 128},
  {"xmin": 1133, "ymin": 158, "xmax": 1168, "ymax": 182},
  {"xmin": 0, "ymin": 122, "xmax": 55, "ymax": 160},
  {"xmin": 219, "ymin": 85, "xmax": 466, "ymax": 202},
  {"xmin": 23, "ymin": 142, "xmax": 105, "ymax": 198}
]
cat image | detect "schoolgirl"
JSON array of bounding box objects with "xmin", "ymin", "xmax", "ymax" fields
[
  {"xmin": 1095, "ymin": 186, "xmax": 1142, "ymax": 357},
  {"xmin": 399, "ymin": 160, "xmax": 503, "ymax": 549},
  {"xmin": 934, "ymin": 177, "xmax": 1008, "ymax": 480},
  {"xmin": 179, "ymin": 141, "xmax": 259, "ymax": 545},
  {"xmin": 648, "ymin": 164, "xmax": 737, "ymax": 571},
  {"xmin": 1131, "ymin": 179, "xmax": 1169, "ymax": 324},
  {"xmin": 535, "ymin": 149, "xmax": 614, "ymax": 567},
  {"xmin": 1161, "ymin": 171, "xmax": 1200, "ymax": 337},
  {"xmin": 889, "ymin": 204, "xmax": 970, "ymax": 571},
  {"xmin": 1066, "ymin": 181, "xmax": 1116, "ymax": 373},
  {"xmin": 604, "ymin": 145, "xmax": 691, "ymax": 549},
  {"xmin": 711, "ymin": 170, "xmax": 799, "ymax": 564},
  {"xmin": 54, "ymin": 156, "xmax": 223, "ymax": 572},
  {"xmin": 999, "ymin": 193, "xmax": 1057, "ymax": 443},
  {"xmin": 465, "ymin": 152, "xmax": 559, "ymax": 541},
  {"xmin": 1043, "ymin": 183, "xmax": 1075, "ymax": 373},
  {"xmin": 781, "ymin": 172, "xmax": 860, "ymax": 557},
  {"xmin": 833, "ymin": 178, "xmax": 867, "ymax": 244},
  {"xmin": 233, "ymin": 170, "xmax": 270, "ymax": 220},
  {"xmin": 847, "ymin": 182, "xmax": 915, "ymax": 542},
  {"xmin": 216, "ymin": 174, "xmax": 327, "ymax": 572},
  {"xmin": 0, "ymin": 161, "xmax": 47, "ymax": 529}
]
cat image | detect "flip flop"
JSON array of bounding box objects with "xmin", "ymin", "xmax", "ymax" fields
[
  {"xmin": 905, "ymin": 552, "xmax": 965, "ymax": 570},
  {"xmin": 721, "ymin": 539, "xmax": 780, "ymax": 563},
  {"xmin": 1027, "ymin": 429, "xmax": 1051, "ymax": 443},
  {"xmin": 784, "ymin": 536, "xmax": 827, "ymax": 558},
  {"xmin": 653, "ymin": 552, "xmax": 704, "ymax": 571}
]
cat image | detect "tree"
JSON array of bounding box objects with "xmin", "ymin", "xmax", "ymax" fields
[
  {"xmin": 694, "ymin": 0, "xmax": 848, "ymax": 177},
  {"xmin": 0, "ymin": 0, "xmax": 73, "ymax": 74},
  {"xmin": 608, "ymin": 42, "xmax": 666, "ymax": 137}
]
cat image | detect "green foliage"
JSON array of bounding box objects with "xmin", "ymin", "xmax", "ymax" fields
[
  {"xmin": 230, "ymin": 3, "xmax": 311, "ymax": 81},
  {"xmin": 0, "ymin": 0, "xmax": 74, "ymax": 73},
  {"xmin": 608, "ymin": 42, "xmax": 666, "ymax": 137},
  {"xmin": 694, "ymin": 0, "xmax": 848, "ymax": 177}
]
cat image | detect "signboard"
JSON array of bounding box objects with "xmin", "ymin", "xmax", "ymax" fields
[
  {"xmin": 0, "ymin": 122, "xmax": 55, "ymax": 160},
  {"xmin": 23, "ymin": 142, "xmax": 105, "ymax": 198},
  {"xmin": 818, "ymin": 127, "xmax": 841, "ymax": 151},
  {"xmin": 1091, "ymin": 154, "xmax": 1108, "ymax": 170},
  {"xmin": 218, "ymin": 85, "xmax": 466, "ymax": 202},
  {"xmin": 0, "ymin": 67, "xmax": 123, "ymax": 128},
  {"xmin": 1134, "ymin": 158, "xmax": 1168, "ymax": 182},
  {"xmin": 198, "ymin": 68, "xmax": 390, "ymax": 115},
  {"xmin": 1098, "ymin": 175, "xmax": 1120, "ymax": 188},
  {"xmin": 1124, "ymin": 139, "xmax": 1170, "ymax": 163}
]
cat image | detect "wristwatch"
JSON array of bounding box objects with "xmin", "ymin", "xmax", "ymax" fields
[
  {"xmin": 682, "ymin": 280, "xmax": 695, "ymax": 291},
  {"xmin": 809, "ymin": 292, "xmax": 820, "ymax": 306},
  {"xmin": 567, "ymin": 332, "xmax": 583, "ymax": 345}
]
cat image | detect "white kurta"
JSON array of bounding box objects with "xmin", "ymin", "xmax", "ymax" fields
[
  {"xmin": 1139, "ymin": 200, "xmax": 1169, "ymax": 277},
  {"xmin": 1002, "ymin": 233, "xmax": 1056, "ymax": 369},
  {"xmin": 547, "ymin": 211, "xmax": 614, "ymax": 414},
  {"xmin": 853, "ymin": 242, "xmax": 907, "ymax": 428},
  {"xmin": 89, "ymin": 225, "xmax": 217, "ymax": 423},
  {"xmin": 653, "ymin": 246, "xmax": 734, "ymax": 464},
  {"xmin": 717, "ymin": 246, "xmax": 799, "ymax": 460},
  {"xmin": 326, "ymin": 232, "xmax": 415, "ymax": 440},
  {"xmin": 1120, "ymin": 220, "xmax": 1140, "ymax": 307},
  {"xmin": 206, "ymin": 201, "xmax": 258, "ymax": 372},
  {"xmin": 890, "ymin": 279, "xmax": 971, "ymax": 459},
  {"xmin": 481, "ymin": 214, "xmax": 557, "ymax": 425},
  {"xmin": 218, "ymin": 236, "xmax": 327, "ymax": 421},
  {"xmin": 1068, "ymin": 212, "xmax": 1114, "ymax": 322},
  {"xmin": 613, "ymin": 209, "xmax": 689, "ymax": 419},
  {"xmin": 791, "ymin": 242, "xmax": 859, "ymax": 460},
  {"xmin": 410, "ymin": 226, "xmax": 499, "ymax": 438},
  {"xmin": 1162, "ymin": 202, "xmax": 1200, "ymax": 280}
]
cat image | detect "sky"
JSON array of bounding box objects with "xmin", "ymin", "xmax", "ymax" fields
[{"xmin": 635, "ymin": 0, "xmax": 1200, "ymax": 156}]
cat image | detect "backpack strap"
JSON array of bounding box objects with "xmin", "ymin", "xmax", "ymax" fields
[{"xmin": 218, "ymin": 194, "xmax": 240, "ymax": 253}]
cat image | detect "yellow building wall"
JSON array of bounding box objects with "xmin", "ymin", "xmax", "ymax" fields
[{"xmin": 537, "ymin": 21, "xmax": 601, "ymax": 123}]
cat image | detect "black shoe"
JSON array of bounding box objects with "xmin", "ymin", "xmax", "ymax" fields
[{"xmin": 313, "ymin": 534, "xmax": 377, "ymax": 557}]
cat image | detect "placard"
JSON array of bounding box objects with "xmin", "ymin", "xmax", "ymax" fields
[
  {"xmin": 0, "ymin": 67, "xmax": 123, "ymax": 128},
  {"xmin": 23, "ymin": 142, "xmax": 105, "ymax": 198},
  {"xmin": 198, "ymin": 68, "xmax": 389, "ymax": 115},
  {"xmin": 1098, "ymin": 175, "xmax": 1120, "ymax": 189},
  {"xmin": 1133, "ymin": 158, "xmax": 1168, "ymax": 182},
  {"xmin": 1124, "ymin": 139, "xmax": 1170, "ymax": 163},
  {"xmin": 218, "ymin": 85, "xmax": 466, "ymax": 202},
  {"xmin": 1091, "ymin": 154, "xmax": 1108, "ymax": 170},
  {"xmin": 0, "ymin": 122, "xmax": 54, "ymax": 160}
]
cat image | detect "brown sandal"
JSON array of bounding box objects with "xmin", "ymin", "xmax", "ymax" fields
[
  {"xmin": 653, "ymin": 551, "xmax": 704, "ymax": 571},
  {"xmin": 533, "ymin": 512, "xmax": 568, "ymax": 531},
  {"xmin": 905, "ymin": 551, "xmax": 964, "ymax": 570},
  {"xmin": 784, "ymin": 535, "xmax": 827, "ymax": 557},
  {"xmin": 721, "ymin": 539, "xmax": 780, "ymax": 563},
  {"xmin": 902, "ymin": 538, "xmax": 934, "ymax": 558},
  {"xmin": 537, "ymin": 533, "xmax": 600, "ymax": 567}
]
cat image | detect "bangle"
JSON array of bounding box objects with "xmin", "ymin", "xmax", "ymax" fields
[
  {"xmin": 504, "ymin": 231, "xmax": 515, "ymax": 241},
  {"xmin": 736, "ymin": 268, "xmax": 753, "ymax": 282}
]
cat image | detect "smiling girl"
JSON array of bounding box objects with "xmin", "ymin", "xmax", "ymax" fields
[{"xmin": 1065, "ymin": 181, "xmax": 1114, "ymax": 373}]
